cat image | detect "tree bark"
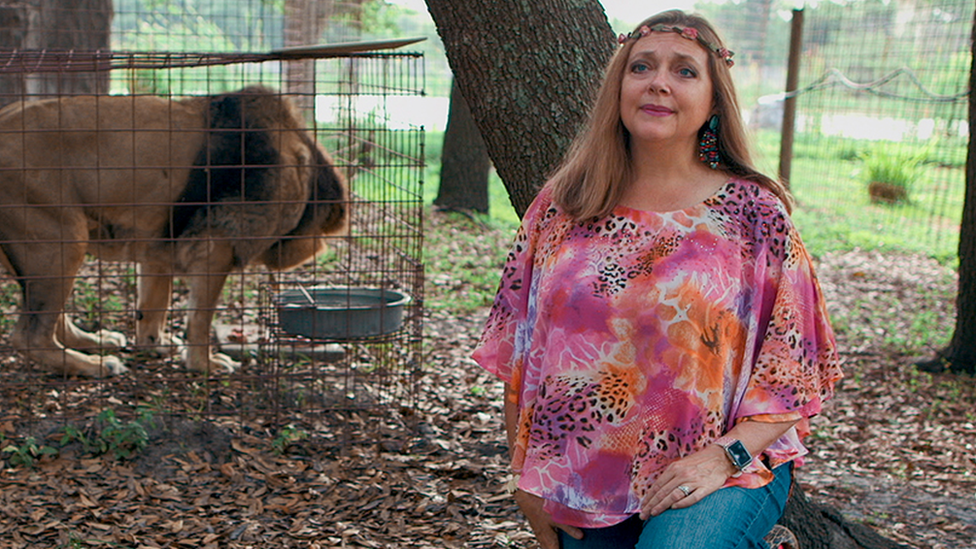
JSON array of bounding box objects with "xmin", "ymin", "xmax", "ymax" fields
[
  {"xmin": 781, "ymin": 483, "xmax": 908, "ymax": 549},
  {"xmin": 0, "ymin": 3, "xmax": 30, "ymax": 104},
  {"xmin": 423, "ymin": 0, "xmax": 615, "ymax": 217},
  {"xmin": 0, "ymin": 0, "xmax": 113, "ymax": 108},
  {"xmin": 918, "ymin": 11, "xmax": 976, "ymax": 375},
  {"xmin": 435, "ymin": 78, "xmax": 491, "ymax": 213},
  {"xmin": 284, "ymin": 0, "xmax": 335, "ymax": 114},
  {"xmin": 426, "ymin": 1, "xmax": 918, "ymax": 546},
  {"xmin": 942, "ymin": 10, "xmax": 976, "ymax": 374}
]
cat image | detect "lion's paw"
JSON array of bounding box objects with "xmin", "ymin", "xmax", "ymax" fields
[
  {"xmin": 210, "ymin": 352, "xmax": 240, "ymax": 374},
  {"xmin": 95, "ymin": 329, "xmax": 128, "ymax": 350},
  {"xmin": 96, "ymin": 355, "xmax": 129, "ymax": 377},
  {"xmin": 136, "ymin": 333, "xmax": 185, "ymax": 358},
  {"xmin": 185, "ymin": 350, "xmax": 240, "ymax": 375}
]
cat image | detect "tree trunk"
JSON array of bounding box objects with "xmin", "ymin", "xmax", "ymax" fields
[
  {"xmin": 781, "ymin": 483, "xmax": 908, "ymax": 549},
  {"xmin": 435, "ymin": 78, "xmax": 491, "ymax": 213},
  {"xmin": 942, "ymin": 10, "xmax": 976, "ymax": 374},
  {"xmin": 918, "ymin": 11, "xmax": 976, "ymax": 375},
  {"xmin": 284, "ymin": 0, "xmax": 335, "ymax": 114},
  {"xmin": 0, "ymin": 3, "xmax": 30, "ymax": 104},
  {"xmin": 423, "ymin": 0, "xmax": 614, "ymax": 217},
  {"xmin": 426, "ymin": 1, "xmax": 915, "ymax": 546},
  {"xmin": 0, "ymin": 0, "xmax": 113, "ymax": 108}
]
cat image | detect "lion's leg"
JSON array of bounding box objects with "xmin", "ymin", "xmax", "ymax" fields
[
  {"xmin": 181, "ymin": 245, "xmax": 239, "ymax": 374},
  {"xmin": 134, "ymin": 262, "xmax": 182, "ymax": 357},
  {"xmin": 10, "ymin": 243, "xmax": 127, "ymax": 377},
  {"xmin": 57, "ymin": 313, "xmax": 127, "ymax": 350}
]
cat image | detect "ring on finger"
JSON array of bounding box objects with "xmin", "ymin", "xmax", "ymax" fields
[{"xmin": 677, "ymin": 485, "xmax": 693, "ymax": 497}]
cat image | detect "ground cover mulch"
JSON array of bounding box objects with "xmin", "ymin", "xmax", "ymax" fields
[{"xmin": 1, "ymin": 210, "xmax": 974, "ymax": 548}]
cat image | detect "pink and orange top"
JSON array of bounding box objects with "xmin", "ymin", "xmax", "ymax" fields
[{"xmin": 473, "ymin": 179, "xmax": 842, "ymax": 528}]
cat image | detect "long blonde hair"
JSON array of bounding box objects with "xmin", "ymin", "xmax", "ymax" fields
[{"xmin": 546, "ymin": 10, "xmax": 793, "ymax": 219}]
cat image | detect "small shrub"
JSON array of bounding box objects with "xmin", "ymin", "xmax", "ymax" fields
[
  {"xmin": 59, "ymin": 409, "xmax": 155, "ymax": 460},
  {"xmin": 271, "ymin": 424, "xmax": 309, "ymax": 455},
  {"xmin": 2, "ymin": 436, "xmax": 58, "ymax": 468},
  {"xmin": 859, "ymin": 143, "xmax": 929, "ymax": 204}
]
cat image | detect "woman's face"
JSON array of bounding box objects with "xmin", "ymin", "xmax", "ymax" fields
[{"xmin": 619, "ymin": 31, "xmax": 715, "ymax": 154}]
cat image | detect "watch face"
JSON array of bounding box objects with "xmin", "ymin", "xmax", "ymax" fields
[{"xmin": 726, "ymin": 440, "xmax": 752, "ymax": 468}]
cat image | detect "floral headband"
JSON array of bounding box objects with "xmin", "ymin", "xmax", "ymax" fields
[{"xmin": 618, "ymin": 24, "xmax": 735, "ymax": 68}]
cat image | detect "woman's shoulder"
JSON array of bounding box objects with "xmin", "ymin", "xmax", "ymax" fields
[
  {"xmin": 715, "ymin": 178, "xmax": 797, "ymax": 250},
  {"xmin": 523, "ymin": 184, "xmax": 556, "ymax": 218},
  {"xmin": 720, "ymin": 178, "xmax": 790, "ymax": 216}
]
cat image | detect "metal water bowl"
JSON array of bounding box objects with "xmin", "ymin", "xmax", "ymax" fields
[{"xmin": 276, "ymin": 286, "xmax": 411, "ymax": 340}]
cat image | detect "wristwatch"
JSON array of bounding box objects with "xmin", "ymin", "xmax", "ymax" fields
[{"xmin": 715, "ymin": 436, "xmax": 753, "ymax": 471}]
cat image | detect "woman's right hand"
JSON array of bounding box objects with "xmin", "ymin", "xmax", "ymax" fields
[{"xmin": 513, "ymin": 490, "xmax": 584, "ymax": 549}]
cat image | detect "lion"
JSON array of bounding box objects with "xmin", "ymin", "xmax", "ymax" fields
[{"xmin": 0, "ymin": 86, "xmax": 348, "ymax": 377}]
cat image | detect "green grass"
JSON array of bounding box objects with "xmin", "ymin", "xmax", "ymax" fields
[
  {"xmin": 420, "ymin": 125, "xmax": 965, "ymax": 317},
  {"xmin": 424, "ymin": 128, "xmax": 965, "ymax": 265},
  {"xmin": 423, "ymin": 129, "xmax": 521, "ymax": 229},
  {"xmin": 424, "ymin": 210, "xmax": 515, "ymax": 314},
  {"xmin": 752, "ymin": 129, "xmax": 964, "ymax": 264}
]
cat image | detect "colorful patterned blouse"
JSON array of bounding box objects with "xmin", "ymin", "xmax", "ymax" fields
[{"xmin": 472, "ymin": 179, "xmax": 842, "ymax": 528}]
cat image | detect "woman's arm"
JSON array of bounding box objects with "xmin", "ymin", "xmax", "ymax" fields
[
  {"xmin": 639, "ymin": 418, "xmax": 799, "ymax": 520},
  {"xmin": 504, "ymin": 382, "xmax": 584, "ymax": 549},
  {"xmin": 504, "ymin": 382, "xmax": 518, "ymax": 451}
]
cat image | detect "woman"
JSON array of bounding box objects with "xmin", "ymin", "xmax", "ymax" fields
[{"xmin": 472, "ymin": 10, "xmax": 842, "ymax": 549}]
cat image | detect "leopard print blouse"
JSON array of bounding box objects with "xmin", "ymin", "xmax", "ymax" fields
[{"xmin": 472, "ymin": 179, "xmax": 842, "ymax": 528}]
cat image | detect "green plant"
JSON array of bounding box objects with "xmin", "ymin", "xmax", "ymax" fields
[
  {"xmin": 858, "ymin": 143, "xmax": 930, "ymax": 204},
  {"xmin": 72, "ymin": 279, "xmax": 124, "ymax": 330},
  {"xmin": 271, "ymin": 424, "xmax": 309, "ymax": 455},
  {"xmin": 2, "ymin": 436, "xmax": 58, "ymax": 468},
  {"xmin": 96, "ymin": 409, "xmax": 151, "ymax": 459},
  {"xmin": 59, "ymin": 409, "xmax": 154, "ymax": 460},
  {"xmin": 58, "ymin": 424, "xmax": 92, "ymax": 450}
]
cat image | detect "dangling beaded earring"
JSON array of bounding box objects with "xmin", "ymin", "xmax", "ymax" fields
[{"xmin": 699, "ymin": 115, "xmax": 720, "ymax": 169}]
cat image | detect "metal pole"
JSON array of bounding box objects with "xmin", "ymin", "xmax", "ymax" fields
[{"xmin": 779, "ymin": 9, "xmax": 804, "ymax": 186}]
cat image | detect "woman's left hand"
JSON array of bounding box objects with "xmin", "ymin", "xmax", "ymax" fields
[{"xmin": 639, "ymin": 444, "xmax": 736, "ymax": 520}]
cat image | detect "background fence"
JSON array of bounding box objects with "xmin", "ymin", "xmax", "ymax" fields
[
  {"xmin": 700, "ymin": 0, "xmax": 973, "ymax": 262},
  {"xmin": 787, "ymin": 0, "xmax": 972, "ymax": 261}
]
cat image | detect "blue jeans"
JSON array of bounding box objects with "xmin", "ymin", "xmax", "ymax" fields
[{"xmin": 558, "ymin": 464, "xmax": 792, "ymax": 549}]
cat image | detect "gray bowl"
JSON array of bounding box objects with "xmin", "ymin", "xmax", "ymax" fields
[{"xmin": 276, "ymin": 286, "xmax": 411, "ymax": 340}]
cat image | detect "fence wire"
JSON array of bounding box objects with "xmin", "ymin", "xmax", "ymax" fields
[
  {"xmin": 786, "ymin": 0, "xmax": 972, "ymax": 260},
  {"xmin": 0, "ymin": 50, "xmax": 426, "ymax": 434}
]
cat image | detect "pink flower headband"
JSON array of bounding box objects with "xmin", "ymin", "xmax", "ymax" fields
[{"xmin": 618, "ymin": 24, "xmax": 735, "ymax": 68}]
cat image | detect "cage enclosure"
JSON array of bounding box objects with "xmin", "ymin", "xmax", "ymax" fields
[{"xmin": 0, "ymin": 43, "xmax": 426, "ymax": 430}]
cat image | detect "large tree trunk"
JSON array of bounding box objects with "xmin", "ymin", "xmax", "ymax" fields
[
  {"xmin": 941, "ymin": 11, "xmax": 976, "ymax": 374},
  {"xmin": 435, "ymin": 78, "xmax": 490, "ymax": 213},
  {"xmin": 0, "ymin": 0, "xmax": 112, "ymax": 108},
  {"xmin": 919, "ymin": 12, "xmax": 976, "ymax": 375},
  {"xmin": 425, "ymin": 1, "xmax": 913, "ymax": 546},
  {"xmin": 423, "ymin": 0, "xmax": 614, "ymax": 217}
]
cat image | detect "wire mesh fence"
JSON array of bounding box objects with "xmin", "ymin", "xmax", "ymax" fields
[
  {"xmin": 0, "ymin": 47, "xmax": 425, "ymax": 431},
  {"xmin": 113, "ymin": 0, "xmax": 372, "ymax": 52},
  {"xmin": 785, "ymin": 0, "xmax": 972, "ymax": 260}
]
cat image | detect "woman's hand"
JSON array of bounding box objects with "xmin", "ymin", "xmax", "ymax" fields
[
  {"xmin": 638, "ymin": 445, "xmax": 736, "ymax": 520},
  {"xmin": 514, "ymin": 490, "xmax": 584, "ymax": 549}
]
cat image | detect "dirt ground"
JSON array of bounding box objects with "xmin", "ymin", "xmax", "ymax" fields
[{"xmin": 1, "ymin": 218, "xmax": 974, "ymax": 548}]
